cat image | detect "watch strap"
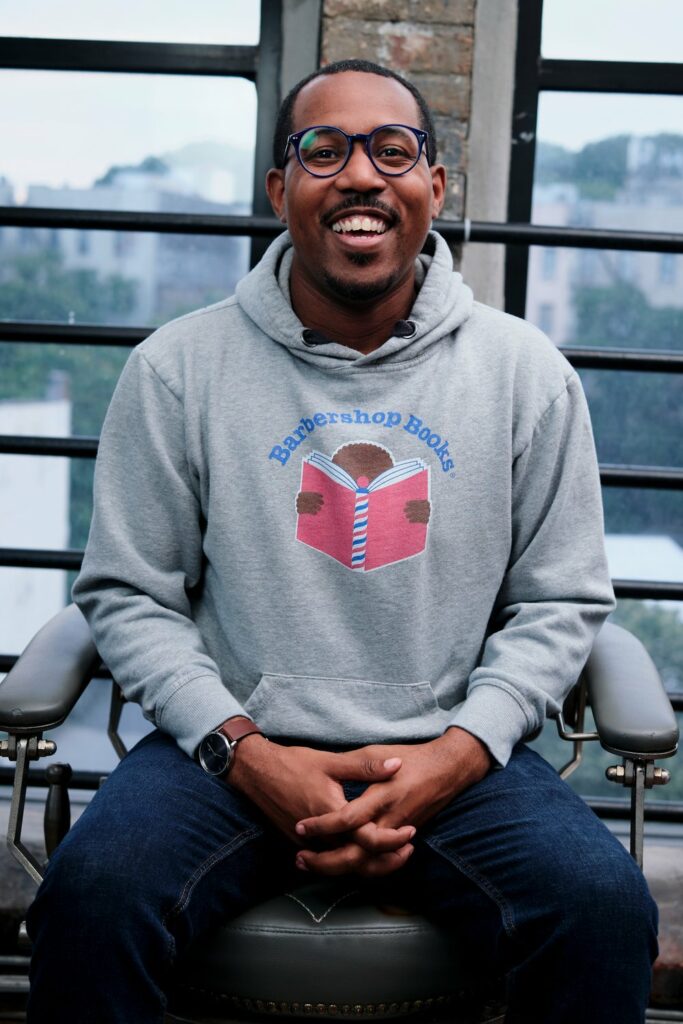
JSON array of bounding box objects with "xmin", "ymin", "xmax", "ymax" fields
[{"xmin": 218, "ymin": 718, "xmax": 265, "ymax": 746}]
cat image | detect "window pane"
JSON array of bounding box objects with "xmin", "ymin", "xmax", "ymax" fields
[
  {"xmin": 1, "ymin": 70, "xmax": 256, "ymax": 210},
  {"xmin": 527, "ymin": 244, "xmax": 683, "ymax": 348},
  {"xmin": 604, "ymin": 492, "xmax": 683, "ymax": 577},
  {"xmin": 542, "ymin": 0, "xmax": 683, "ymax": 63},
  {"xmin": 0, "ymin": 229, "xmax": 249, "ymax": 325},
  {"xmin": 575, "ymin": 369, "xmax": 680, "ymax": 466},
  {"xmin": 0, "ymin": 567, "xmax": 68, "ymax": 654},
  {"xmin": 534, "ymin": 92, "xmax": 683, "ymax": 190},
  {"xmin": 531, "ymin": 599, "xmax": 682, "ymax": 803},
  {"xmin": 0, "ymin": 0, "xmax": 260, "ymax": 45}
]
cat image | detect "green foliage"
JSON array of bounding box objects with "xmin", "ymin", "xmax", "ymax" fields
[
  {"xmin": 574, "ymin": 135, "xmax": 630, "ymax": 198},
  {"xmin": 0, "ymin": 247, "xmax": 135, "ymax": 557},
  {"xmin": 95, "ymin": 155, "xmax": 169, "ymax": 187},
  {"xmin": 570, "ymin": 282, "xmax": 683, "ymax": 539},
  {"xmin": 573, "ymin": 281, "xmax": 683, "ymax": 350},
  {"xmin": 0, "ymin": 248, "xmax": 136, "ymax": 324},
  {"xmin": 535, "ymin": 141, "xmax": 575, "ymax": 185}
]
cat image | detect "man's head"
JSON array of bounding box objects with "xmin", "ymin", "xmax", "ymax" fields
[{"xmin": 266, "ymin": 60, "xmax": 446, "ymax": 306}]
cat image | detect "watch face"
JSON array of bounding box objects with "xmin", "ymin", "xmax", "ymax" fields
[{"xmin": 199, "ymin": 732, "xmax": 232, "ymax": 776}]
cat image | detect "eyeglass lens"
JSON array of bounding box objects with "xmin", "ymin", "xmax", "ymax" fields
[{"xmin": 298, "ymin": 125, "xmax": 421, "ymax": 175}]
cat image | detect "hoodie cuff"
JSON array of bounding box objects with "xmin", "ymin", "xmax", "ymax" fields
[
  {"xmin": 447, "ymin": 683, "xmax": 532, "ymax": 767},
  {"xmin": 157, "ymin": 675, "xmax": 249, "ymax": 759}
]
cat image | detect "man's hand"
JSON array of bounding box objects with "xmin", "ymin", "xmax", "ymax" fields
[
  {"xmin": 293, "ymin": 728, "xmax": 492, "ymax": 876},
  {"xmin": 228, "ymin": 734, "xmax": 417, "ymax": 874}
]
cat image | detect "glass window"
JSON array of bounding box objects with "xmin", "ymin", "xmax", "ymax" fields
[
  {"xmin": 0, "ymin": 1, "xmax": 260, "ymax": 45},
  {"xmin": 541, "ymin": 247, "xmax": 557, "ymax": 280},
  {"xmin": 659, "ymin": 252, "xmax": 677, "ymax": 284},
  {"xmin": 0, "ymin": 229, "xmax": 249, "ymax": 326},
  {"xmin": 578, "ymin": 369, "xmax": 680, "ymax": 468},
  {"xmin": 603, "ymin": 493, "xmax": 683, "ymax": 583},
  {"xmin": 1, "ymin": 69, "xmax": 257, "ymax": 213},
  {"xmin": 542, "ymin": 0, "xmax": 683, "ymax": 63},
  {"xmin": 529, "ymin": 245, "xmax": 683, "ymax": 349},
  {"xmin": 537, "ymin": 302, "xmax": 555, "ymax": 335}
]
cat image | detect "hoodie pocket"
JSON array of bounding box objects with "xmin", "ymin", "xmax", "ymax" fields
[{"xmin": 243, "ymin": 672, "xmax": 445, "ymax": 744}]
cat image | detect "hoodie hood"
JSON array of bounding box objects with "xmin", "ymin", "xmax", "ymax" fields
[{"xmin": 235, "ymin": 229, "xmax": 474, "ymax": 370}]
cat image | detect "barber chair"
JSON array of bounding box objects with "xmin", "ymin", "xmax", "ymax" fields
[{"xmin": 0, "ymin": 605, "xmax": 678, "ymax": 1023}]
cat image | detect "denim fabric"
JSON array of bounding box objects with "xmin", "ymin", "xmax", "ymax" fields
[{"xmin": 26, "ymin": 732, "xmax": 657, "ymax": 1024}]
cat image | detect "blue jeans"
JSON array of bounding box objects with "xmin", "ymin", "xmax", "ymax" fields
[{"xmin": 26, "ymin": 730, "xmax": 657, "ymax": 1023}]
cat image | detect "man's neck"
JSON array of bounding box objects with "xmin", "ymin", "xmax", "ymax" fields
[{"xmin": 289, "ymin": 258, "xmax": 417, "ymax": 356}]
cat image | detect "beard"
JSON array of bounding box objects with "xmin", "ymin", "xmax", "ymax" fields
[{"xmin": 322, "ymin": 254, "xmax": 401, "ymax": 302}]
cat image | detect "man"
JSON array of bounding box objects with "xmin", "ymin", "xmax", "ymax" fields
[{"xmin": 26, "ymin": 60, "xmax": 657, "ymax": 1023}]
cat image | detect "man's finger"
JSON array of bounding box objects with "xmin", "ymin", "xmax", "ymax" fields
[
  {"xmin": 355, "ymin": 845, "xmax": 415, "ymax": 878},
  {"xmin": 327, "ymin": 751, "xmax": 402, "ymax": 782},
  {"xmin": 295, "ymin": 841, "xmax": 367, "ymax": 877},
  {"xmin": 349, "ymin": 822, "xmax": 416, "ymax": 852},
  {"xmin": 296, "ymin": 789, "xmax": 387, "ymax": 836},
  {"xmin": 297, "ymin": 842, "xmax": 415, "ymax": 877}
]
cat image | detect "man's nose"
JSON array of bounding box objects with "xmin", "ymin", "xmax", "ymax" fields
[{"xmin": 334, "ymin": 140, "xmax": 386, "ymax": 191}]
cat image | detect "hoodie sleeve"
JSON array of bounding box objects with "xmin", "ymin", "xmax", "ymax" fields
[
  {"xmin": 449, "ymin": 372, "xmax": 616, "ymax": 767},
  {"xmin": 72, "ymin": 346, "xmax": 249, "ymax": 759}
]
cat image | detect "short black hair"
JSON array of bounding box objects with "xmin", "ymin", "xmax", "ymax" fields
[{"xmin": 272, "ymin": 59, "xmax": 438, "ymax": 169}]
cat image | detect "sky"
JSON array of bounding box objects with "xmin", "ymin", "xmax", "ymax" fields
[{"xmin": 0, "ymin": 0, "xmax": 681, "ymax": 196}]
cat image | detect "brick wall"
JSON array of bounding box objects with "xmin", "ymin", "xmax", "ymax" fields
[{"xmin": 320, "ymin": 0, "xmax": 476, "ymax": 220}]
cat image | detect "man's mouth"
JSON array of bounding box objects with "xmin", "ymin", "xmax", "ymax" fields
[{"xmin": 331, "ymin": 215, "xmax": 388, "ymax": 235}]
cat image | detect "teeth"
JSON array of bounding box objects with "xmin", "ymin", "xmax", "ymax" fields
[{"xmin": 331, "ymin": 216, "xmax": 388, "ymax": 235}]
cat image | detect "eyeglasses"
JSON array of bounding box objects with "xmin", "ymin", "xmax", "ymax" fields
[{"xmin": 282, "ymin": 124, "xmax": 430, "ymax": 178}]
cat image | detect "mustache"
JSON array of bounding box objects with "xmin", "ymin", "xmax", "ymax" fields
[{"xmin": 321, "ymin": 195, "xmax": 400, "ymax": 227}]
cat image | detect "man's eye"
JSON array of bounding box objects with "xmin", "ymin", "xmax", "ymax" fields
[
  {"xmin": 308, "ymin": 146, "xmax": 341, "ymax": 160},
  {"xmin": 381, "ymin": 146, "xmax": 406, "ymax": 156}
]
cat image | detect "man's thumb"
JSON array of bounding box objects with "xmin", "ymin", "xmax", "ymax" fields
[{"xmin": 330, "ymin": 752, "xmax": 402, "ymax": 780}]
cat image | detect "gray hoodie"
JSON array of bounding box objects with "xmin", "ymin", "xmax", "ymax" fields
[{"xmin": 72, "ymin": 230, "xmax": 615, "ymax": 767}]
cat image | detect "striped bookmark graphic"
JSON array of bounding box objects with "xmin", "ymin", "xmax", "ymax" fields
[{"xmin": 351, "ymin": 475, "xmax": 370, "ymax": 571}]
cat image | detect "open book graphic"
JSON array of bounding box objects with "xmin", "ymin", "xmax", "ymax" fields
[{"xmin": 296, "ymin": 450, "xmax": 430, "ymax": 571}]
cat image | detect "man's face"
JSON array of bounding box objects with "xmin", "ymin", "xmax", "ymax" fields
[{"xmin": 266, "ymin": 71, "xmax": 446, "ymax": 303}]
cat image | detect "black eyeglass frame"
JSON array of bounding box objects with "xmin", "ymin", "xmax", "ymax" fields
[{"xmin": 282, "ymin": 123, "xmax": 431, "ymax": 178}]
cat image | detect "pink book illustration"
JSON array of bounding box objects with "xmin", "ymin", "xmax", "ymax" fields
[{"xmin": 295, "ymin": 447, "xmax": 431, "ymax": 572}]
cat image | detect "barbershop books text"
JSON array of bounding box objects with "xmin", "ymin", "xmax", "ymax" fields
[{"xmin": 295, "ymin": 451, "xmax": 429, "ymax": 571}]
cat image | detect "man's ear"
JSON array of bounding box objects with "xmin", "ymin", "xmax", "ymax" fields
[
  {"xmin": 430, "ymin": 164, "xmax": 447, "ymax": 220},
  {"xmin": 266, "ymin": 168, "xmax": 287, "ymax": 224}
]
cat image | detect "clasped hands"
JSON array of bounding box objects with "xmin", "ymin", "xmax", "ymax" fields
[{"xmin": 229, "ymin": 726, "xmax": 492, "ymax": 879}]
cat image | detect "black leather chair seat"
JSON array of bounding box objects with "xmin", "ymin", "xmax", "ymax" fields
[{"xmin": 169, "ymin": 878, "xmax": 471, "ymax": 1021}]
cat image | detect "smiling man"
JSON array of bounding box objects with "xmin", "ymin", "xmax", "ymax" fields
[{"xmin": 27, "ymin": 61, "xmax": 657, "ymax": 1024}]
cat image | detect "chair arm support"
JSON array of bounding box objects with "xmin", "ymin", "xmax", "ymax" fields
[
  {"xmin": 0, "ymin": 604, "xmax": 100, "ymax": 734},
  {"xmin": 585, "ymin": 622, "xmax": 679, "ymax": 759}
]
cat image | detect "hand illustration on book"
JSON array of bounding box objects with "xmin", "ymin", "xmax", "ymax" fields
[{"xmin": 295, "ymin": 441, "xmax": 432, "ymax": 572}]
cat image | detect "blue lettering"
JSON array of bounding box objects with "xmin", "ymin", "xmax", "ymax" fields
[{"xmin": 269, "ymin": 445, "xmax": 289, "ymax": 465}]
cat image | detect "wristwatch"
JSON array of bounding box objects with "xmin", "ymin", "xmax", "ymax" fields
[{"xmin": 197, "ymin": 718, "xmax": 265, "ymax": 778}]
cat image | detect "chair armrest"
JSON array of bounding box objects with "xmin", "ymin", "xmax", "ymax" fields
[
  {"xmin": 0, "ymin": 604, "xmax": 100, "ymax": 734},
  {"xmin": 585, "ymin": 622, "xmax": 679, "ymax": 759}
]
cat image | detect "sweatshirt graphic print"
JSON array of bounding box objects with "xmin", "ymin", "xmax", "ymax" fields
[{"xmin": 295, "ymin": 442, "xmax": 431, "ymax": 571}]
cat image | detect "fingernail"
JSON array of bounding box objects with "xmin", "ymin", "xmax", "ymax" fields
[
  {"xmin": 295, "ymin": 823, "xmax": 306, "ymax": 835},
  {"xmin": 383, "ymin": 758, "xmax": 401, "ymax": 769},
  {"xmin": 296, "ymin": 858, "xmax": 309, "ymax": 871},
  {"xmin": 407, "ymin": 827, "xmax": 416, "ymax": 839}
]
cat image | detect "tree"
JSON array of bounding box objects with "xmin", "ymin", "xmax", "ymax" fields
[{"xmin": 0, "ymin": 246, "xmax": 136, "ymax": 563}]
